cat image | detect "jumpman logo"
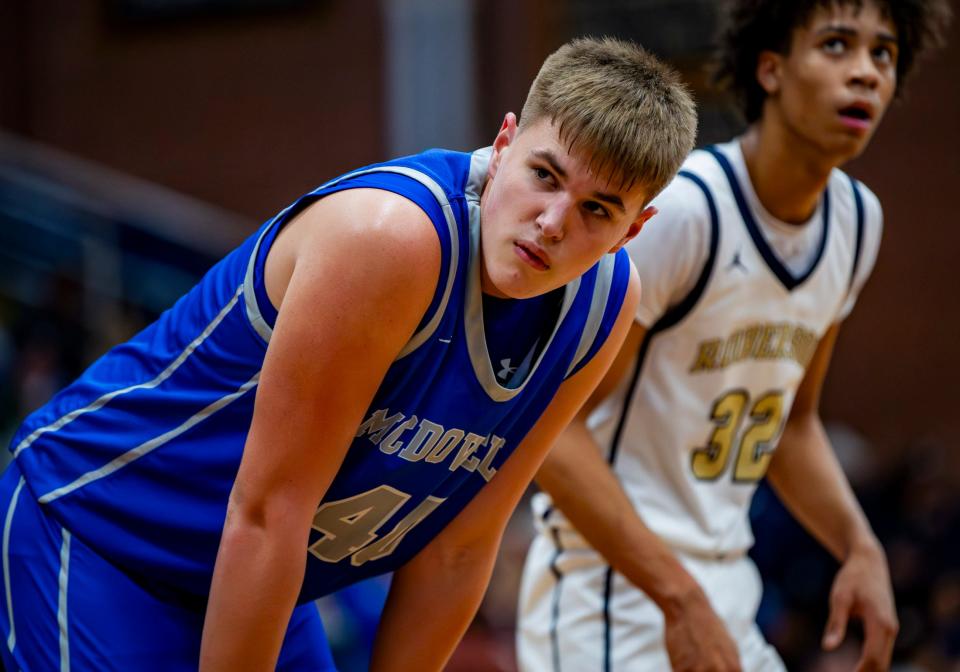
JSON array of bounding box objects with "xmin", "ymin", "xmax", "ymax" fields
[
  {"xmin": 497, "ymin": 358, "xmax": 517, "ymax": 381},
  {"xmin": 727, "ymin": 248, "xmax": 748, "ymax": 274}
]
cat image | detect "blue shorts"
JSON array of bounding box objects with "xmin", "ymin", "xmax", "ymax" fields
[{"xmin": 0, "ymin": 461, "xmax": 337, "ymax": 671}]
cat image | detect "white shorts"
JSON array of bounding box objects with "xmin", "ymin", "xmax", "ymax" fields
[{"xmin": 517, "ymin": 528, "xmax": 786, "ymax": 672}]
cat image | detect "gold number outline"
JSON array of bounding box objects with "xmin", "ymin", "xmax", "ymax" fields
[
  {"xmin": 308, "ymin": 485, "xmax": 446, "ymax": 566},
  {"xmin": 691, "ymin": 388, "xmax": 786, "ymax": 483},
  {"xmin": 690, "ymin": 388, "xmax": 750, "ymax": 481}
]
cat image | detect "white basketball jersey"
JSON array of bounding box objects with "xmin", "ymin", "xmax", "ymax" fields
[{"xmin": 534, "ymin": 140, "xmax": 882, "ymax": 557}]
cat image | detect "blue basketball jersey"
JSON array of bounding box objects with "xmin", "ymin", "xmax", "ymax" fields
[{"xmin": 10, "ymin": 147, "xmax": 631, "ymax": 606}]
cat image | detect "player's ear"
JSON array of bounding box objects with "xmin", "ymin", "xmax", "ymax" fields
[
  {"xmin": 756, "ymin": 50, "xmax": 782, "ymax": 95},
  {"xmin": 609, "ymin": 206, "xmax": 657, "ymax": 253},
  {"xmin": 489, "ymin": 112, "xmax": 518, "ymax": 180}
]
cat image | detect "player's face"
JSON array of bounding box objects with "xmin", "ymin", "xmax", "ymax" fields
[
  {"xmin": 478, "ymin": 114, "xmax": 654, "ymax": 299},
  {"xmin": 763, "ymin": 1, "xmax": 898, "ymax": 162}
]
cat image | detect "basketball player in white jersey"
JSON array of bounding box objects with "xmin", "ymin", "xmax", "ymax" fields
[{"xmin": 518, "ymin": 1, "xmax": 951, "ymax": 671}]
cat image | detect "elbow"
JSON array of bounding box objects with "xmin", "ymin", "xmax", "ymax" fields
[
  {"xmin": 417, "ymin": 527, "xmax": 500, "ymax": 582},
  {"xmin": 220, "ymin": 486, "xmax": 311, "ymax": 556}
]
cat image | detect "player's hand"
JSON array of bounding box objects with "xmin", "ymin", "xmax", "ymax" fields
[
  {"xmin": 822, "ymin": 543, "xmax": 898, "ymax": 672},
  {"xmin": 663, "ymin": 588, "xmax": 742, "ymax": 672}
]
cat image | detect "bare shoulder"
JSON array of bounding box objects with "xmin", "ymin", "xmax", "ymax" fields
[{"xmin": 266, "ymin": 188, "xmax": 441, "ymax": 311}]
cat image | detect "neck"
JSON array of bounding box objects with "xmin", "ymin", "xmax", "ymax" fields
[{"xmin": 740, "ymin": 116, "xmax": 836, "ymax": 225}]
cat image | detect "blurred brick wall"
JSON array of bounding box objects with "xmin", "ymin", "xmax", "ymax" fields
[{"xmin": 0, "ymin": 0, "xmax": 385, "ymax": 221}]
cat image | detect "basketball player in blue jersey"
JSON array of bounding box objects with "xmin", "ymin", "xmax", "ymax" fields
[
  {"xmin": 0, "ymin": 38, "xmax": 698, "ymax": 671},
  {"xmin": 519, "ymin": 3, "xmax": 950, "ymax": 672}
]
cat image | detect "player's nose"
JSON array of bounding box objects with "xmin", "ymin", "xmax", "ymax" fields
[
  {"xmin": 848, "ymin": 46, "xmax": 881, "ymax": 90},
  {"xmin": 535, "ymin": 195, "xmax": 572, "ymax": 241}
]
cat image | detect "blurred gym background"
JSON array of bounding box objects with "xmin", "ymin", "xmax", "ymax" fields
[{"xmin": 1, "ymin": 1, "xmax": 957, "ymax": 670}]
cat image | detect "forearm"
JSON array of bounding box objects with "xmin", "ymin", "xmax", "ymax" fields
[
  {"xmin": 200, "ymin": 510, "xmax": 308, "ymax": 671},
  {"xmin": 369, "ymin": 535, "xmax": 498, "ymax": 671},
  {"xmin": 538, "ymin": 421, "xmax": 702, "ymax": 615},
  {"xmin": 767, "ymin": 414, "xmax": 880, "ymax": 562}
]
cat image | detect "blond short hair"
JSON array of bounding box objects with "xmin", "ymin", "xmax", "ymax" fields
[{"xmin": 520, "ymin": 37, "xmax": 697, "ymax": 196}]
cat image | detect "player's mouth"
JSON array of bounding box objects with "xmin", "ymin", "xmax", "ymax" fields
[
  {"xmin": 837, "ymin": 101, "xmax": 876, "ymax": 133},
  {"xmin": 514, "ymin": 240, "xmax": 551, "ymax": 271}
]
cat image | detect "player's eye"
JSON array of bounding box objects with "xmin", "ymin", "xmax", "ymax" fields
[
  {"xmin": 583, "ymin": 201, "xmax": 610, "ymax": 219},
  {"xmin": 821, "ymin": 37, "xmax": 847, "ymax": 55},
  {"xmin": 872, "ymin": 45, "xmax": 895, "ymax": 64},
  {"xmin": 532, "ymin": 166, "xmax": 556, "ymax": 186}
]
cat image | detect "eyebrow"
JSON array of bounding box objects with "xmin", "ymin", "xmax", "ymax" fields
[
  {"xmin": 816, "ymin": 24, "xmax": 898, "ymax": 44},
  {"xmin": 531, "ymin": 149, "xmax": 567, "ymax": 179},
  {"xmin": 530, "ymin": 149, "xmax": 627, "ymax": 213},
  {"xmin": 591, "ymin": 191, "xmax": 626, "ymax": 213}
]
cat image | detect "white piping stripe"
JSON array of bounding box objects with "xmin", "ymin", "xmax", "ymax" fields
[
  {"xmin": 242, "ymin": 218, "xmax": 285, "ymax": 344},
  {"xmin": 39, "ymin": 373, "xmax": 261, "ymax": 504},
  {"xmin": 566, "ymin": 254, "xmax": 616, "ymax": 377},
  {"xmin": 14, "ymin": 286, "xmax": 245, "ymax": 459},
  {"xmin": 57, "ymin": 529, "xmax": 71, "ymax": 672},
  {"xmin": 3, "ymin": 477, "xmax": 25, "ymax": 653},
  {"xmin": 242, "ymin": 165, "xmax": 461, "ymax": 359}
]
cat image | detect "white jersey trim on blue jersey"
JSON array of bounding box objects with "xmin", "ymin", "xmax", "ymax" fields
[
  {"xmin": 3, "ymin": 476, "xmax": 24, "ymax": 654},
  {"xmin": 13, "ymin": 286, "xmax": 246, "ymax": 460},
  {"xmin": 464, "ymin": 173, "xmax": 580, "ymax": 403},
  {"xmin": 38, "ymin": 372, "xmax": 261, "ymax": 504},
  {"xmin": 241, "ymin": 165, "xmax": 462, "ymax": 360},
  {"xmin": 57, "ymin": 528, "xmax": 71, "ymax": 672},
  {"xmin": 565, "ymin": 254, "xmax": 617, "ymax": 378},
  {"xmin": 243, "ymin": 206, "xmax": 295, "ymax": 343}
]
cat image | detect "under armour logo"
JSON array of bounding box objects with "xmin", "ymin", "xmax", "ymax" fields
[
  {"xmin": 497, "ymin": 358, "xmax": 517, "ymax": 380},
  {"xmin": 726, "ymin": 249, "xmax": 748, "ymax": 274}
]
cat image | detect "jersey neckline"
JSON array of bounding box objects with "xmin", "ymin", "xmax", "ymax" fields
[
  {"xmin": 463, "ymin": 147, "xmax": 580, "ymax": 403},
  {"xmin": 704, "ymin": 144, "xmax": 831, "ymax": 293}
]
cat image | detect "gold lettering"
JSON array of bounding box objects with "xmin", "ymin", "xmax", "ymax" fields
[
  {"xmin": 690, "ymin": 340, "xmax": 721, "ymax": 373},
  {"xmin": 356, "ymin": 409, "xmax": 406, "ymax": 444},
  {"xmin": 450, "ymin": 433, "xmax": 487, "ymax": 472},
  {"xmin": 424, "ymin": 429, "xmax": 465, "ymax": 464},
  {"xmin": 477, "ymin": 435, "xmax": 505, "ymax": 482},
  {"xmin": 398, "ymin": 419, "xmax": 445, "ymax": 462},
  {"xmin": 379, "ymin": 415, "xmax": 419, "ymax": 455}
]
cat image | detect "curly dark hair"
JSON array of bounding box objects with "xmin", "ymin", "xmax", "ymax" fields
[{"xmin": 713, "ymin": 0, "xmax": 953, "ymax": 122}]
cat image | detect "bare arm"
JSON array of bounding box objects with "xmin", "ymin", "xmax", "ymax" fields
[
  {"xmin": 199, "ymin": 189, "xmax": 441, "ymax": 671},
  {"xmin": 367, "ymin": 265, "xmax": 642, "ymax": 672},
  {"xmin": 766, "ymin": 323, "xmax": 897, "ymax": 671},
  {"xmin": 536, "ymin": 321, "xmax": 741, "ymax": 671}
]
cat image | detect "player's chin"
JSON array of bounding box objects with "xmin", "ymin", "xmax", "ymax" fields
[
  {"xmin": 486, "ymin": 266, "xmax": 557, "ymax": 300},
  {"xmin": 822, "ymin": 127, "xmax": 873, "ymax": 161}
]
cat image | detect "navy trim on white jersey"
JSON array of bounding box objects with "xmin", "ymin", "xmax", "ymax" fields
[
  {"xmin": 704, "ymin": 146, "xmax": 830, "ymax": 292},
  {"xmin": 602, "ymin": 566, "xmax": 614, "ymax": 672},
  {"xmin": 548, "ymin": 528, "xmax": 565, "ymax": 672},
  {"xmin": 848, "ymin": 175, "xmax": 865, "ymax": 291}
]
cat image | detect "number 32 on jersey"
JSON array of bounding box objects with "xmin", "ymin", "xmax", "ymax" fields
[{"xmin": 691, "ymin": 389, "xmax": 786, "ymax": 482}]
